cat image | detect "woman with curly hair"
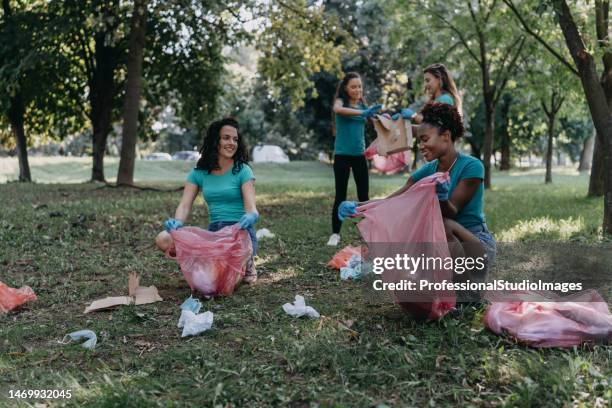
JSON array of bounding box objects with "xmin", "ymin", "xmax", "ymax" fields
[
  {"xmin": 155, "ymin": 117, "xmax": 259, "ymax": 283},
  {"xmin": 339, "ymin": 102, "xmax": 495, "ymax": 286}
]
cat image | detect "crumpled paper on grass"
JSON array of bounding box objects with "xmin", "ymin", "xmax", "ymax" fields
[
  {"xmin": 256, "ymin": 228, "xmax": 275, "ymax": 239},
  {"xmin": 84, "ymin": 272, "xmax": 163, "ymax": 313},
  {"xmin": 178, "ymin": 295, "xmax": 213, "ymax": 337},
  {"xmin": 282, "ymin": 295, "xmax": 320, "ymax": 318}
]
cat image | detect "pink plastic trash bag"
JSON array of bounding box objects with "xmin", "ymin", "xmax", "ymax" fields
[
  {"xmin": 365, "ymin": 141, "xmax": 410, "ymax": 175},
  {"xmin": 483, "ymin": 290, "xmax": 612, "ymax": 347},
  {"xmin": 355, "ymin": 172, "xmax": 455, "ymax": 320},
  {"xmin": 166, "ymin": 225, "xmax": 252, "ymax": 296},
  {"xmin": 0, "ymin": 281, "xmax": 37, "ymax": 313},
  {"xmin": 364, "ymin": 141, "xmax": 378, "ymax": 160}
]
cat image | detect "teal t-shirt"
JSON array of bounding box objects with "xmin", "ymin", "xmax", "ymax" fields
[
  {"xmin": 435, "ymin": 93, "xmax": 455, "ymax": 106},
  {"xmin": 410, "ymin": 153, "xmax": 485, "ymax": 228},
  {"xmin": 334, "ymin": 102, "xmax": 367, "ymax": 156},
  {"xmin": 186, "ymin": 163, "xmax": 255, "ymax": 223}
]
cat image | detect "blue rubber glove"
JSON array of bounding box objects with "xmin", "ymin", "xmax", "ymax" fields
[
  {"xmin": 338, "ymin": 201, "xmax": 358, "ymax": 221},
  {"xmin": 436, "ymin": 180, "xmax": 451, "ymax": 201},
  {"xmin": 164, "ymin": 218, "xmax": 183, "ymax": 232},
  {"xmin": 360, "ymin": 103, "xmax": 383, "ymax": 119},
  {"xmin": 391, "ymin": 113, "xmax": 401, "ymax": 120},
  {"xmin": 239, "ymin": 212, "xmax": 259, "ymax": 230},
  {"xmin": 400, "ymin": 108, "xmax": 415, "ymax": 119}
]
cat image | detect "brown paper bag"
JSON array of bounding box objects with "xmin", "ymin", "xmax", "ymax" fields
[{"xmin": 372, "ymin": 115, "xmax": 412, "ymax": 156}]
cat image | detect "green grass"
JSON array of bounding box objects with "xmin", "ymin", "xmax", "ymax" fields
[{"xmin": 0, "ymin": 159, "xmax": 610, "ymax": 407}]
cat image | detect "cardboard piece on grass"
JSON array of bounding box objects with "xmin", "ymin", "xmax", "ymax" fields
[
  {"xmin": 128, "ymin": 272, "xmax": 163, "ymax": 306},
  {"xmin": 84, "ymin": 272, "xmax": 162, "ymax": 313},
  {"xmin": 372, "ymin": 115, "xmax": 412, "ymax": 156}
]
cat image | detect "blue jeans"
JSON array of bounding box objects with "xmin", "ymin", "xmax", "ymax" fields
[
  {"xmin": 208, "ymin": 221, "xmax": 258, "ymax": 256},
  {"xmin": 467, "ymin": 223, "xmax": 496, "ymax": 266}
]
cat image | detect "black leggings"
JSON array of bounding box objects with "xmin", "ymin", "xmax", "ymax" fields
[{"xmin": 332, "ymin": 154, "xmax": 369, "ymax": 233}]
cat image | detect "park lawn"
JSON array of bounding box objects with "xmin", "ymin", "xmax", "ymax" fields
[{"xmin": 0, "ymin": 160, "xmax": 610, "ymax": 407}]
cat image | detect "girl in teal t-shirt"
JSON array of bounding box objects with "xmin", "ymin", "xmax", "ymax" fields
[
  {"xmin": 394, "ymin": 63, "xmax": 463, "ymax": 123},
  {"xmin": 156, "ymin": 118, "xmax": 260, "ymax": 283},
  {"xmin": 328, "ymin": 72, "xmax": 382, "ymax": 246}
]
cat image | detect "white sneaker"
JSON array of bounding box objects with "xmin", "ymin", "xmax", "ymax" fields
[{"xmin": 327, "ymin": 233, "xmax": 341, "ymax": 246}]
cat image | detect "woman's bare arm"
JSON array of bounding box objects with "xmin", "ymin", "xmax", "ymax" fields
[
  {"xmin": 333, "ymin": 98, "xmax": 364, "ymax": 117},
  {"xmin": 241, "ymin": 180, "xmax": 258, "ymax": 215},
  {"xmin": 439, "ymin": 178, "xmax": 480, "ymax": 219},
  {"xmin": 174, "ymin": 183, "xmax": 200, "ymax": 222}
]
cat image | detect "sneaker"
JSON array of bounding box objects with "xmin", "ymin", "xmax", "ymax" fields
[
  {"xmin": 243, "ymin": 258, "xmax": 257, "ymax": 284},
  {"xmin": 327, "ymin": 233, "xmax": 341, "ymax": 246}
]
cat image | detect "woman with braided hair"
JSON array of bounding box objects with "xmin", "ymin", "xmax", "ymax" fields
[{"xmin": 339, "ymin": 102, "xmax": 495, "ymax": 287}]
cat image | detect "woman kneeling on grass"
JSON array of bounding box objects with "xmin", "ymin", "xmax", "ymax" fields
[
  {"xmin": 155, "ymin": 117, "xmax": 259, "ymax": 283},
  {"xmin": 339, "ymin": 102, "xmax": 496, "ymax": 288}
]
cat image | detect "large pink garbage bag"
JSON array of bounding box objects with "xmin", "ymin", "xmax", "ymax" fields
[
  {"xmin": 484, "ymin": 290, "xmax": 612, "ymax": 347},
  {"xmin": 355, "ymin": 172, "xmax": 455, "ymax": 320},
  {"xmin": 0, "ymin": 281, "xmax": 37, "ymax": 313},
  {"xmin": 365, "ymin": 141, "xmax": 410, "ymax": 175},
  {"xmin": 166, "ymin": 225, "xmax": 252, "ymax": 296}
]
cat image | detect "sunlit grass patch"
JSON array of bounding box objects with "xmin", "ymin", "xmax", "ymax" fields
[{"xmin": 497, "ymin": 216, "xmax": 587, "ymax": 242}]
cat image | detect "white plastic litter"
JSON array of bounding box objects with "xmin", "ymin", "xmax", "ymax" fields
[
  {"xmin": 282, "ymin": 295, "xmax": 320, "ymax": 318},
  {"xmin": 61, "ymin": 329, "xmax": 97, "ymax": 350},
  {"xmin": 340, "ymin": 255, "xmax": 373, "ymax": 280},
  {"xmin": 178, "ymin": 310, "xmax": 214, "ymax": 337},
  {"xmin": 177, "ymin": 296, "xmax": 212, "ymax": 337},
  {"xmin": 256, "ymin": 228, "xmax": 275, "ymax": 239}
]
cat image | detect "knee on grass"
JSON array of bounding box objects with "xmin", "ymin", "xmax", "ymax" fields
[{"xmin": 156, "ymin": 231, "xmax": 174, "ymax": 252}]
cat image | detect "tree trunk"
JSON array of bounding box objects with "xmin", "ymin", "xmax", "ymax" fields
[
  {"xmin": 589, "ymin": 135, "xmax": 606, "ymax": 195},
  {"xmin": 2, "ymin": 0, "xmax": 31, "ymax": 182},
  {"xmin": 545, "ymin": 116, "xmax": 554, "ymax": 183},
  {"xmin": 554, "ymin": 0, "xmax": 612, "ymax": 234},
  {"xmin": 482, "ymin": 100, "xmax": 495, "ymax": 189},
  {"xmin": 578, "ymin": 132, "xmax": 594, "ymax": 171},
  {"xmin": 117, "ymin": 0, "xmax": 147, "ymax": 186},
  {"xmin": 500, "ymin": 128, "xmax": 511, "ymax": 170},
  {"xmin": 89, "ymin": 32, "xmax": 118, "ymax": 183},
  {"xmin": 9, "ymin": 100, "xmax": 31, "ymax": 182}
]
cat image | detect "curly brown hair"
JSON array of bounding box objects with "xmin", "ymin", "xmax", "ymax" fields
[{"xmin": 420, "ymin": 102, "xmax": 465, "ymax": 142}]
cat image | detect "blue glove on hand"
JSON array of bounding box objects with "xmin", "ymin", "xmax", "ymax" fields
[
  {"xmin": 400, "ymin": 108, "xmax": 415, "ymax": 119},
  {"xmin": 436, "ymin": 180, "xmax": 451, "ymax": 201},
  {"xmin": 361, "ymin": 103, "xmax": 383, "ymax": 119},
  {"xmin": 239, "ymin": 212, "xmax": 259, "ymax": 229},
  {"xmin": 164, "ymin": 218, "xmax": 183, "ymax": 232},
  {"xmin": 338, "ymin": 201, "xmax": 358, "ymax": 221}
]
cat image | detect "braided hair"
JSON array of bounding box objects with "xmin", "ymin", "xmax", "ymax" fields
[{"xmin": 420, "ymin": 102, "xmax": 465, "ymax": 141}]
